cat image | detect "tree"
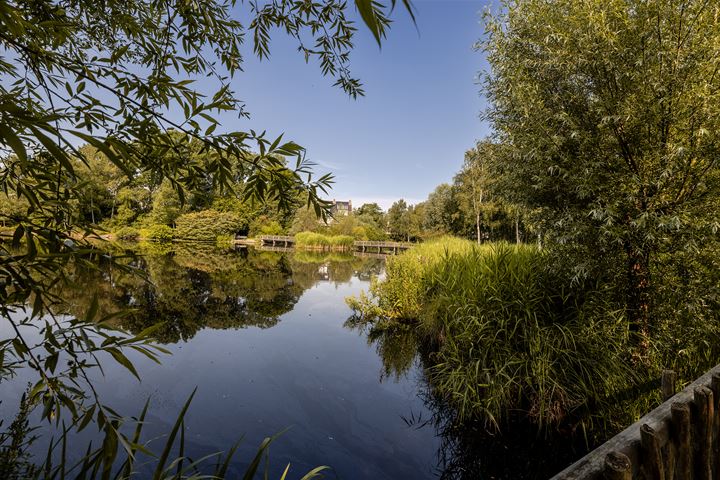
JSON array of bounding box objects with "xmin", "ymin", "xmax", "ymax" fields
[
  {"xmin": 151, "ymin": 179, "xmax": 183, "ymax": 227},
  {"xmin": 0, "ymin": 0, "xmax": 412, "ymax": 474},
  {"xmin": 423, "ymin": 183, "xmax": 455, "ymax": 234},
  {"xmin": 454, "ymin": 144, "xmax": 495, "ymax": 243},
  {"xmin": 387, "ymin": 199, "xmax": 410, "ymax": 241},
  {"xmin": 356, "ymin": 202, "xmax": 385, "ymax": 228},
  {"xmin": 482, "ymin": 0, "xmax": 720, "ymax": 345}
]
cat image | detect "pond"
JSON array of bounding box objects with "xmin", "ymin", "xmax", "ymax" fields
[
  {"xmin": 0, "ymin": 244, "xmax": 444, "ymax": 479},
  {"xmin": 1, "ymin": 243, "xmax": 593, "ymax": 479}
]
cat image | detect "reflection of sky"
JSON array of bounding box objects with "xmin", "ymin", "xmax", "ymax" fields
[{"xmin": 0, "ymin": 274, "xmax": 440, "ymax": 479}]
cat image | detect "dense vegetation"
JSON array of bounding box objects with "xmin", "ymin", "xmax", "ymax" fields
[{"xmin": 348, "ymin": 0, "xmax": 720, "ymax": 470}]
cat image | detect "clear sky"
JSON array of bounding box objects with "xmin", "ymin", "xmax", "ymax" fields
[{"xmin": 228, "ymin": 0, "xmax": 497, "ymax": 210}]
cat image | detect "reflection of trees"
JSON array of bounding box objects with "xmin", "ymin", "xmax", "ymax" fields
[
  {"xmin": 344, "ymin": 316, "xmax": 418, "ymax": 381},
  {"xmin": 347, "ymin": 316, "xmax": 588, "ymax": 480},
  {"xmin": 291, "ymin": 252, "xmax": 384, "ymax": 284},
  {"xmin": 53, "ymin": 245, "xmax": 381, "ymax": 344}
]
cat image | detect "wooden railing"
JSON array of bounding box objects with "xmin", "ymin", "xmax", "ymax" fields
[
  {"xmin": 253, "ymin": 236, "xmax": 414, "ymax": 254},
  {"xmin": 553, "ymin": 365, "xmax": 720, "ymax": 479},
  {"xmin": 354, "ymin": 241, "xmax": 411, "ymax": 249},
  {"xmin": 257, "ymin": 235, "xmax": 294, "ymax": 244}
]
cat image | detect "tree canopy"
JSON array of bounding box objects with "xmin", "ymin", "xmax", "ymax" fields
[{"xmin": 481, "ymin": 0, "xmax": 720, "ymax": 344}]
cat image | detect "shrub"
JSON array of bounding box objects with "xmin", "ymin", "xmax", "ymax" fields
[
  {"xmin": 143, "ymin": 224, "xmax": 174, "ymax": 242},
  {"xmin": 174, "ymin": 210, "xmax": 244, "ymax": 241},
  {"xmin": 114, "ymin": 226, "xmax": 140, "ymax": 241},
  {"xmin": 258, "ymin": 221, "xmax": 284, "ymax": 236},
  {"xmin": 329, "ymin": 235, "xmax": 354, "ymax": 247}
]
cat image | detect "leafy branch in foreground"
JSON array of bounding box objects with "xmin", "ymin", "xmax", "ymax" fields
[
  {"xmin": 0, "ymin": 0, "xmax": 414, "ymax": 475},
  {"xmin": 1, "ymin": 389, "xmax": 329, "ymax": 479}
]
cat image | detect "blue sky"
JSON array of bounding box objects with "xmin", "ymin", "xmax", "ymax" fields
[{"xmin": 230, "ymin": 1, "xmax": 496, "ymax": 210}]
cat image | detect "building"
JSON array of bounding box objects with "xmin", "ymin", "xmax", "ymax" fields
[{"xmin": 330, "ymin": 199, "xmax": 352, "ymax": 217}]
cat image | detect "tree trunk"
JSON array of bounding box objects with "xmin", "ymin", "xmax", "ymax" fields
[
  {"xmin": 515, "ymin": 213, "xmax": 520, "ymax": 244},
  {"xmin": 626, "ymin": 243, "xmax": 651, "ymax": 352},
  {"xmin": 476, "ymin": 212, "xmax": 481, "ymax": 244}
]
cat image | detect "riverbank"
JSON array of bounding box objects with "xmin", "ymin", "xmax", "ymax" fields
[{"xmin": 346, "ymin": 236, "xmax": 720, "ymax": 473}]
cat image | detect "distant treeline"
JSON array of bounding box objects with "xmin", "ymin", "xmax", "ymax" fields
[{"xmin": 0, "ymin": 135, "xmax": 526, "ymax": 245}]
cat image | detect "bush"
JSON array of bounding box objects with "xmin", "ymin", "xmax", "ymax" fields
[
  {"xmin": 114, "ymin": 226, "xmax": 140, "ymax": 241},
  {"xmin": 258, "ymin": 221, "xmax": 284, "ymax": 236},
  {"xmin": 143, "ymin": 224, "xmax": 174, "ymax": 242},
  {"xmin": 329, "ymin": 234, "xmax": 354, "ymax": 247},
  {"xmin": 174, "ymin": 210, "xmax": 244, "ymax": 241}
]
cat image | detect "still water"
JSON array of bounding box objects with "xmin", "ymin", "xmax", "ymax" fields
[{"xmin": 1, "ymin": 244, "xmax": 445, "ymax": 478}]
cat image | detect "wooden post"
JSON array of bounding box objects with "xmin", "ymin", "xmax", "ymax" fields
[
  {"xmin": 640, "ymin": 423, "xmax": 665, "ymax": 480},
  {"xmin": 694, "ymin": 386, "xmax": 713, "ymax": 480},
  {"xmin": 603, "ymin": 451, "xmax": 631, "ymax": 480},
  {"xmin": 662, "ymin": 370, "xmax": 677, "ymax": 401},
  {"xmin": 711, "ymin": 373, "xmax": 720, "ymax": 480},
  {"xmin": 671, "ymin": 401, "xmax": 692, "ymax": 480}
]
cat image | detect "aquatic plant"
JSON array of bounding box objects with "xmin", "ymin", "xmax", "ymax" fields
[
  {"xmin": 348, "ymin": 240, "xmax": 642, "ymax": 432},
  {"xmin": 294, "ymin": 232, "xmax": 354, "ymax": 250}
]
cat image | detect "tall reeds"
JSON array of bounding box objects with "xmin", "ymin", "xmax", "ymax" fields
[
  {"xmin": 294, "ymin": 232, "xmax": 354, "ymax": 251},
  {"xmin": 348, "ymin": 239, "xmax": 638, "ymax": 432}
]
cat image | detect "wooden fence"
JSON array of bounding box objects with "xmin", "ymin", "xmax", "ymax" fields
[{"xmin": 553, "ymin": 365, "xmax": 720, "ymax": 479}]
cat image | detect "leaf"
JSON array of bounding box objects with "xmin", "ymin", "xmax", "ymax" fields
[
  {"xmin": 355, "ymin": 0, "xmax": 384, "ymax": 46},
  {"xmin": 106, "ymin": 347, "xmax": 140, "ymax": 380},
  {"xmin": 152, "ymin": 388, "xmax": 196, "ymax": 480},
  {"xmin": 0, "ymin": 122, "xmax": 27, "ymax": 162},
  {"xmin": 85, "ymin": 295, "xmax": 99, "ymax": 322}
]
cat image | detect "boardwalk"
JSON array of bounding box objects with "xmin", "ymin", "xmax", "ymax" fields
[
  {"xmin": 257, "ymin": 235, "xmax": 294, "ymax": 247},
  {"xmin": 554, "ymin": 365, "xmax": 720, "ymax": 479},
  {"xmin": 354, "ymin": 240, "xmax": 411, "ymax": 254},
  {"xmin": 256, "ymin": 236, "xmax": 412, "ymax": 254}
]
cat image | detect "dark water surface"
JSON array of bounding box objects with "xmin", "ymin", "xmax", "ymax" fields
[{"xmin": 1, "ymin": 244, "xmax": 445, "ymax": 479}]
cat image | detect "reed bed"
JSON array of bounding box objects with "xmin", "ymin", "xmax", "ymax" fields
[
  {"xmin": 348, "ymin": 239, "xmax": 637, "ymax": 432},
  {"xmin": 294, "ymin": 231, "xmax": 354, "ymax": 251}
]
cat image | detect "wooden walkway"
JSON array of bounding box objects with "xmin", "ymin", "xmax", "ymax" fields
[
  {"xmin": 554, "ymin": 365, "xmax": 720, "ymax": 479},
  {"xmin": 354, "ymin": 240, "xmax": 411, "ymax": 254},
  {"xmin": 257, "ymin": 235, "xmax": 295, "ymax": 247},
  {"xmin": 256, "ymin": 236, "xmax": 412, "ymax": 254}
]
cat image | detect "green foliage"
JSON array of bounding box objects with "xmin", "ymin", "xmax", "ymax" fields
[
  {"xmin": 114, "ymin": 226, "xmax": 140, "ymax": 241},
  {"xmin": 348, "ymin": 237, "xmax": 474, "ymax": 319},
  {"xmin": 294, "ymin": 231, "xmax": 354, "ymax": 250},
  {"xmin": 348, "ymin": 240, "xmax": 639, "ymax": 432},
  {"xmin": 258, "ymin": 221, "xmax": 285, "ymax": 236},
  {"xmin": 151, "ymin": 180, "xmax": 183, "ymax": 227},
  {"xmin": 356, "ymin": 203, "xmax": 385, "ymax": 227},
  {"xmin": 144, "ymin": 224, "xmax": 174, "ymax": 242},
  {"xmin": 174, "ymin": 210, "xmax": 244, "ymax": 241},
  {"xmin": 481, "ymin": 0, "xmax": 720, "ymax": 342}
]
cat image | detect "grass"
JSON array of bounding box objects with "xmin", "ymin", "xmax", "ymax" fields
[
  {"xmin": 347, "ymin": 238, "xmax": 641, "ymax": 433},
  {"xmin": 294, "ymin": 231, "xmax": 354, "ymax": 251},
  {"xmin": 347, "ymin": 236, "xmax": 476, "ymax": 320}
]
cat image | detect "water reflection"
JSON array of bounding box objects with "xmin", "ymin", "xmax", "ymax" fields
[
  {"xmin": 55, "ymin": 244, "xmax": 384, "ymax": 343},
  {"xmin": 345, "ymin": 315, "xmax": 592, "ymax": 479}
]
